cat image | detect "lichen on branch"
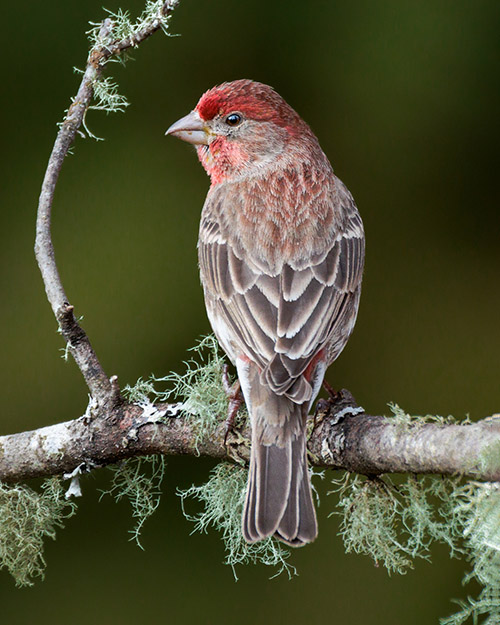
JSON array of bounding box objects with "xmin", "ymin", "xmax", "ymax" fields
[
  {"xmin": 178, "ymin": 462, "xmax": 294, "ymax": 579},
  {"xmin": 0, "ymin": 479, "xmax": 76, "ymax": 587}
]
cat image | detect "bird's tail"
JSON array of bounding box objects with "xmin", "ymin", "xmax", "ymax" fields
[{"xmin": 241, "ymin": 397, "xmax": 317, "ymax": 546}]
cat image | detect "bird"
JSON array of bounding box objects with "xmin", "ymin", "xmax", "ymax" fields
[{"xmin": 166, "ymin": 79, "xmax": 364, "ymax": 546}]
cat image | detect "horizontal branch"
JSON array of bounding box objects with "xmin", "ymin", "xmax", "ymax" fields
[{"xmin": 1, "ymin": 390, "xmax": 499, "ymax": 484}]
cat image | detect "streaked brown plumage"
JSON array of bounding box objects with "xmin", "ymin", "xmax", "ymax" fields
[{"xmin": 166, "ymin": 79, "xmax": 364, "ymax": 545}]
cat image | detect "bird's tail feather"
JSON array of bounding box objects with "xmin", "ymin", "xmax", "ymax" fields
[{"xmin": 242, "ymin": 417, "xmax": 317, "ymax": 546}]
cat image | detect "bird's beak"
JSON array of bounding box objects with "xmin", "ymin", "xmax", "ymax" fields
[{"xmin": 165, "ymin": 110, "xmax": 210, "ymax": 145}]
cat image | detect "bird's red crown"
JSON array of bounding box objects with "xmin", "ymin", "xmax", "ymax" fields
[{"xmin": 195, "ymin": 79, "xmax": 302, "ymax": 131}]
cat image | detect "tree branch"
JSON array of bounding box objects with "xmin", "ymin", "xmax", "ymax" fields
[
  {"xmin": 1, "ymin": 391, "xmax": 499, "ymax": 484},
  {"xmin": 34, "ymin": 1, "xmax": 179, "ymax": 407}
]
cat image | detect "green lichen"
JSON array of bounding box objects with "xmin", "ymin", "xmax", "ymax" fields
[
  {"xmin": 117, "ymin": 336, "xmax": 249, "ymax": 554},
  {"xmin": 477, "ymin": 438, "xmax": 500, "ymax": 478},
  {"xmin": 333, "ymin": 473, "xmax": 414, "ymax": 574},
  {"xmin": 101, "ymin": 455, "xmax": 165, "ymax": 548},
  {"xmin": 0, "ymin": 478, "xmax": 77, "ymax": 586},
  {"xmin": 388, "ymin": 403, "xmax": 463, "ymax": 430},
  {"xmin": 124, "ymin": 335, "xmax": 247, "ymax": 450},
  {"xmin": 332, "ymin": 468, "xmax": 500, "ymax": 624},
  {"xmin": 123, "ymin": 376, "xmax": 159, "ymax": 404},
  {"xmin": 441, "ymin": 482, "xmax": 500, "ymax": 625},
  {"xmin": 75, "ymin": 1, "xmax": 177, "ymax": 140},
  {"xmin": 87, "ymin": 1, "xmax": 176, "ymax": 50},
  {"xmin": 178, "ymin": 462, "xmax": 294, "ymax": 580}
]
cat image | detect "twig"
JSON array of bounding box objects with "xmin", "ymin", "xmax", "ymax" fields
[{"xmin": 34, "ymin": 1, "xmax": 179, "ymax": 406}]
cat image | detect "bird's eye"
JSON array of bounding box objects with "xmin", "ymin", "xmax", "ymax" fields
[{"xmin": 225, "ymin": 113, "xmax": 242, "ymax": 127}]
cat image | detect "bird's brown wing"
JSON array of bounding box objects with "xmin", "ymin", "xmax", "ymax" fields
[{"xmin": 198, "ymin": 177, "xmax": 364, "ymax": 404}]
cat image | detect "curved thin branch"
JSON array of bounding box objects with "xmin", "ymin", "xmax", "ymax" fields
[
  {"xmin": 34, "ymin": 2, "xmax": 179, "ymax": 406},
  {"xmin": 1, "ymin": 391, "xmax": 499, "ymax": 484}
]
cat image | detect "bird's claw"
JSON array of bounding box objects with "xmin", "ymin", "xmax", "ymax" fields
[
  {"xmin": 221, "ymin": 364, "xmax": 243, "ymax": 445},
  {"xmin": 316, "ymin": 385, "xmax": 364, "ymax": 428}
]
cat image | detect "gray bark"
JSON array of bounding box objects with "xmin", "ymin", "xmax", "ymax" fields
[{"xmin": 1, "ymin": 391, "xmax": 499, "ymax": 483}]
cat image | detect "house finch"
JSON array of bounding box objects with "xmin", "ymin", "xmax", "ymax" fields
[{"xmin": 166, "ymin": 80, "xmax": 364, "ymax": 546}]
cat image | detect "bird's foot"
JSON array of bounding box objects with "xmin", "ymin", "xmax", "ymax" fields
[
  {"xmin": 317, "ymin": 385, "xmax": 364, "ymax": 427},
  {"xmin": 322, "ymin": 380, "xmax": 340, "ymax": 401},
  {"xmin": 221, "ymin": 364, "xmax": 243, "ymax": 445},
  {"xmin": 312, "ymin": 381, "xmax": 340, "ymax": 430}
]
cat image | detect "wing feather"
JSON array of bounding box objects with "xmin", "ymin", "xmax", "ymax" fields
[
  {"xmin": 277, "ymin": 278, "xmax": 324, "ymax": 339},
  {"xmin": 310, "ymin": 241, "xmax": 340, "ymax": 286},
  {"xmin": 228, "ymin": 248, "xmax": 258, "ymax": 293},
  {"xmin": 198, "ymin": 174, "xmax": 364, "ymax": 400},
  {"xmin": 281, "ymin": 265, "xmax": 314, "ymax": 301}
]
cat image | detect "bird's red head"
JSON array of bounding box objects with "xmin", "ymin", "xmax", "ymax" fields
[
  {"xmin": 195, "ymin": 79, "xmax": 302, "ymax": 131},
  {"xmin": 167, "ymin": 80, "xmax": 315, "ymax": 185}
]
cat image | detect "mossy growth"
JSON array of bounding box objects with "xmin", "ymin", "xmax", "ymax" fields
[
  {"xmin": 0, "ymin": 478, "xmax": 77, "ymax": 587},
  {"xmin": 100, "ymin": 455, "xmax": 165, "ymax": 549},
  {"xmin": 332, "ymin": 471, "xmax": 500, "ymax": 624},
  {"xmin": 332, "ymin": 472, "xmax": 462, "ymax": 575},
  {"xmin": 178, "ymin": 462, "xmax": 294, "ymax": 579},
  {"xmin": 388, "ymin": 403, "xmax": 465, "ymax": 429},
  {"xmin": 441, "ymin": 482, "xmax": 500, "ymax": 625},
  {"xmin": 76, "ymin": 1, "xmax": 177, "ymax": 139},
  {"xmin": 476, "ymin": 438, "xmax": 500, "ymax": 479},
  {"xmin": 87, "ymin": 0, "xmax": 175, "ymax": 51},
  {"xmin": 114, "ymin": 336, "xmax": 248, "ymax": 552},
  {"xmin": 124, "ymin": 335, "xmax": 247, "ymax": 451}
]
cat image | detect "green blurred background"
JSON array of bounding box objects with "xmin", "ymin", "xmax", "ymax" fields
[{"xmin": 1, "ymin": 0, "xmax": 499, "ymax": 622}]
